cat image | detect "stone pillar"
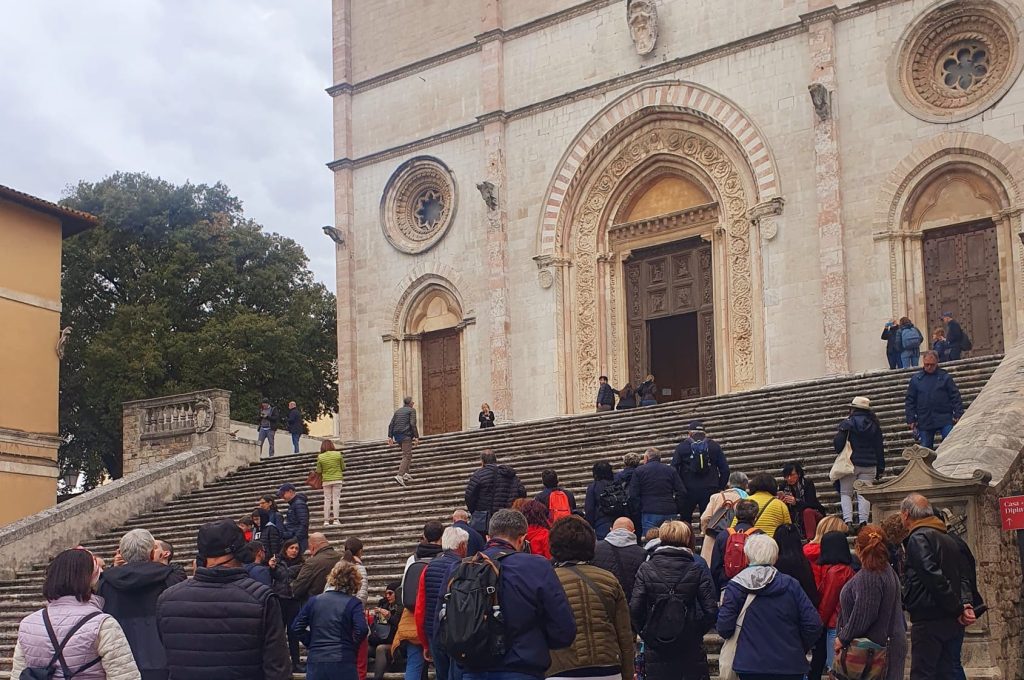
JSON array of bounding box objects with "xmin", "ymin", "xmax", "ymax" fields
[
  {"xmin": 478, "ymin": 1, "xmax": 514, "ymax": 421},
  {"xmin": 803, "ymin": 6, "xmax": 850, "ymax": 374},
  {"xmin": 331, "ymin": 0, "xmax": 358, "ymax": 441},
  {"xmin": 122, "ymin": 389, "xmax": 231, "ymax": 475}
]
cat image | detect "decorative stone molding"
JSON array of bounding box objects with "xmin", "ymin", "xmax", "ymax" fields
[
  {"xmin": 122, "ymin": 389, "xmax": 231, "ymax": 476},
  {"xmin": 747, "ymin": 197, "xmax": 785, "ymax": 241},
  {"xmin": 379, "ymin": 156, "xmax": 457, "ymax": 254},
  {"xmin": 532, "ymin": 254, "xmax": 571, "ymax": 290},
  {"xmin": 608, "ymin": 203, "xmax": 719, "ymax": 245},
  {"xmin": 889, "ymin": 0, "xmax": 1024, "ymax": 123},
  {"xmin": 626, "ymin": 0, "xmax": 658, "ymax": 55}
]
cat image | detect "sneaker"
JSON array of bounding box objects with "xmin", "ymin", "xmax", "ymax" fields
[
  {"xmin": 394, "ymin": 474, "xmax": 407, "ymax": 487},
  {"xmin": 292, "ymin": 662, "xmax": 306, "ymax": 674},
  {"xmin": 330, "ymin": 519, "xmax": 341, "ymax": 526},
  {"xmin": 403, "ymin": 473, "xmax": 414, "ymax": 481},
  {"xmin": 322, "ymin": 520, "xmax": 331, "ymax": 528}
]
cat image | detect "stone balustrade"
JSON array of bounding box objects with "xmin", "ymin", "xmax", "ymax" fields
[{"xmin": 123, "ymin": 389, "xmax": 230, "ymax": 475}]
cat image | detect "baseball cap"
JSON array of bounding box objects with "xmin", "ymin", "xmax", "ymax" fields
[
  {"xmin": 276, "ymin": 483, "xmax": 297, "ymax": 498},
  {"xmin": 197, "ymin": 519, "xmax": 246, "ymax": 559},
  {"xmin": 941, "ymin": 311, "xmax": 954, "ymax": 317},
  {"xmin": 688, "ymin": 420, "xmax": 705, "ymax": 433}
]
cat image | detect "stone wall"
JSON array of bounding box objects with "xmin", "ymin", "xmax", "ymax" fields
[{"xmin": 122, "ymin": 389, "xmax": 231, "ymax": 475}]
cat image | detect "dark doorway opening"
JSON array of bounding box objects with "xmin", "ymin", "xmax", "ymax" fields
[{"xmin": 648, "ymin": 312, "xmax": 700, "ymax": 402}]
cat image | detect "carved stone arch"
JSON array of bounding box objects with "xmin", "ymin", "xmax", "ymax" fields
[{"xmin": 874, "ymin": 132, "xmax": 1024, "ymax": 347}]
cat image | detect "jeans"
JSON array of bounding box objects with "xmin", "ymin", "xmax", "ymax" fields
[
  {"xmin": 291, "ymin": 431, "xmax": 301, "ymax": 453},
  {"xmin": 825, "ymin": 628, "xmax": 837, "ymax": 670},
  {"xmin": 463, "ymin": 672, "xmax": 537, "ymax": 680},
  {"xmin": 404, "ymin": 643, "xmax": 424, "ymax": 680},
  {"xmin": 918, "ymin": 423, "xmax": 955, "ymax": 450},
  {"xmin": 910, "ymin": 617, "xmax": 962, "ymax": 680},
  {"xmin": 838, "ymin": 465, "xmax": 876, "ymax": 524},
  {"xmin": 951, "ymin": 626, "xmax": 967, "ymax": 680},
  {"xmin": 640, "ymin": 399, "xmax": 658, "ymax": 406},
  {"xmin": 323, "ymin": 481, "xmax": 343, "ymax": 522},
  {"xmin": 431, "ymin": 639, "xmax": 462, "ymax": 680},
  {"xmin": 887, "ymin": 349, "xmax": 901, "ymax": 369},
  {"xmin": 901, "ymin": 349, "xmax": 920, "ymax": 368},
  {"xmin": 395, "ymin": 434, "xmax": 414, "ymax": 476},
  {"xmin": 307, "ymin": 661, "xmax": 358, "ymax": 680},
  {"xmin": 258, "ymin": 427, "xmax": 275, "ymax": 457},
  {"xmin": 641, "ymin": 513, "xmax": 678, "ymax": 535}
]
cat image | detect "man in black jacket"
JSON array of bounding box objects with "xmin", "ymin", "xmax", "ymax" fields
[
  {"xmin": 157, "ymin": 519, "xmax": 290, "ymax": 680},
  {"xmin": 277, "ymin": 483, "xmax": 310, "ymax": 553},
  {"xmin": 672, "ymin": 420, "xmax": 729, "ymax": 521},
  {"xmin": 100, "ymin": 528, "xmax": 186, "ymax": 680},
  {"xmin": 451, "ymin": 508, "xmax": 485, "ymax": 556},
  {"xmin": 942, "ymin": 312, "xmax": 967, "ymax": 361},
  {"xmin": 464, "ymin": 449, "xmax": 527, "ymax": 533},
  {"xmin": 901, "ymin": 493, "xmax": 975, "ymax": 680},
  {"xmin": 627, "ymin": 449, "xmax": 686, "ymax": 535},
  {"xmin": 286, "ymin": 401, "xmax": 303, "ymax": 453},
  {"xmin": 592, "ymin": 517, "xmax": 646, "ymax": 603},
  {"xmin": 595, "ymin": 375, "xmax": 616, "ymax": 411}
]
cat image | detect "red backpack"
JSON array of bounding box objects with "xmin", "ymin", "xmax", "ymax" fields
[
  {"xmin": 548, "ymin": 490, "xmax": 572, "ymax": 522},
  {"xmin": 723, "ymin": 527, "xmax": 761, "ymax": 578}
]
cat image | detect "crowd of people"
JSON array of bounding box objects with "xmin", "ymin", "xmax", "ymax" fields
[{"xmin": 880, "ymin": 312, "xmax": 970, "ymax": 369}]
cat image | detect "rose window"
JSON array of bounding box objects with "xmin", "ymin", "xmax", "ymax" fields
[
  {"xmin": 941, "ymin": 43, "xmax": 989, "ymax": 91},
  {"xmin": 414, "ymin": 190, "xmax": 444, "ymax": 231}
]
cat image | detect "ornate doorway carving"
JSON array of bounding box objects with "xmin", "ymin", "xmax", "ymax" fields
[
  {"xmin": 624, "ymin": 239, "xmax": 715, "ymax": 399},
  {"xmin": 923, "ymin": 220, "xmax": 1004, "ymax": 355}
]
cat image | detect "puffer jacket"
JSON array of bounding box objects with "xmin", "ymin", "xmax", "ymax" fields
[
  {"xmin": 316, "ymin": 450, "xmax": 345, "ymax": 483},
  {"xmin": 905, "ymin": 368, "xmax": 964, "ymax": 431},
  {"xmin": 902, "ymin": 517, "xmax": 969, "ymax": 622},
  {"xmin": 592, "ymin": 530, "xmax": 647, "ymax": 603},
  {"xmin": 834, "ymin": 411, "xmax": 885, "ymax": 472},
  {"xmin": 282, "ymin": 493, "xmax": 310, "ymax": 544},
  {"xmin": 10, "ymin": 595, "xmax": 141, "ymax": 680},
  {"xmin": 465, "ymin": 464, "xmax": 527, "ymax": 515},
  {"xmin": 548, "ymin": 563, "xmax": 634, "ymax": 679}
]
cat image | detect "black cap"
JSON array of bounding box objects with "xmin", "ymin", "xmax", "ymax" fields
[
  {"xmin": 276, "ymin": 483, "xmax": 297, "ymax": 498},
  {"xmin": 688, "ymin": 420, "xmax": 705, "ymax": 433},
  {"xmin": 197, "ymin": 519, "xmax": 246, "ymax": 559}
]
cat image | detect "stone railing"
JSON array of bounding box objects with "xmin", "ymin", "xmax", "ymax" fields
[
  {"xmin": 140, "ymin": 396, "xmax": 215, "ymax": 438},
  {"xmin": 123, "ymin": 389, "xmax": 230, "ymax": 475}
]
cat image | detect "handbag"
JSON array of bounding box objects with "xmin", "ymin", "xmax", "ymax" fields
[
  {"xmin": 305, "ymin": 469, "xmax": 323, "ymax": 490},
  {"xmin": 717, "ymin": 593, "xmax": 755, "ymax": 680},
  {"xmin": 829, "ymin": 432, "xmax": 855, "ymax": 482},
  {"xmin": 832, "ymin": 637, "xmax": 888, "ymax": 680}
]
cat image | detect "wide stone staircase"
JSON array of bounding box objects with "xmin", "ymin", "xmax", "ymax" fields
[{"xmin": 0, "ymin": 355, "xmax": 1003, "ymax": 678}]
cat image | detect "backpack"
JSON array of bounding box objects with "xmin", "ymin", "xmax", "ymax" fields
[
  {"xmin": 439, "ymin": 551, "xmax": 513, "ymax": 669},
  {"xmin": 640, "ymin": 564, "xmax": 691, "ymax": 650},
  {"xmin": 548, "ymin": 490, "xmax": 572, "ymax": 522},
  {"xmin": 598, "ymin": 481, "xmax": 631, "ymax": 517},
  {"xmin": 961, "ymin": 331, "xmax": 973, "ymax": 351},
  {"xmin": 401, "ymin": 557, "xmax": 432, "ymax": 609},
  {"xmin": 690, "ymin": 439, "xmax": 710, "ymax": 472},
  {"xmin": 723, "ymin": 527, "xmax": 761, "ymax": 579},
  {"xmin": 21, "ymin": 609, "xmax": 102, "ymax": 680},
  {"xmin": 901, "ymin": 326, "xmax": 924, "ymax": 350},
  {"xmin": 705, "ymin": 493, "xmax": 736, "ymax": 536}
]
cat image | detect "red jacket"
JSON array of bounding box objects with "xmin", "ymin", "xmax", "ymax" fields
[
  {"xmin": 816, "ymin": 563, "xmax": 855, "ymax": 628},
  {"xmin": 803, "ymin": 542, "xmax": 822, "ymax": 584},
  {"xmin": 526, "ymin": 526, "xmax": 551, "ymax": 559}
]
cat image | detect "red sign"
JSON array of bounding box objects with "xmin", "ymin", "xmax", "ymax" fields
[{"xmin": 999, "ymin": 495, "xmax": 1024, "ymax": 530}]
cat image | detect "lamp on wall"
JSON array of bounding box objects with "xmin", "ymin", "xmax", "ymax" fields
[{"xmin": 60, "ymin": 468, "xmax": 80, "ymax": 491}]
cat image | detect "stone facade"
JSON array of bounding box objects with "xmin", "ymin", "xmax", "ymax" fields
[
  {"xmin": 122, "ymin": 389, "xmax": 231, "ymax": 474},
  {"xmin": 330, "ymin": 0, "xmax": 1024, "ymax": 441}
]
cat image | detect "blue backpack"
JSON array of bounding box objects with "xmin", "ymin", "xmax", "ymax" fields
[{"xmin": 901, "ymin": 326, "xmax": 923, "ymax": 350}]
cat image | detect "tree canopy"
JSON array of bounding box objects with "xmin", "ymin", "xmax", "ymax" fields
[{"xmin": 59, "ymin": 172, "xmax": 337, "ymax": 486}]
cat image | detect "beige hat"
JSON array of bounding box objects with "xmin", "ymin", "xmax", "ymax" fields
[{"xmin": 850, "ymin": 396, "xmax": 872, "ymax": 411}]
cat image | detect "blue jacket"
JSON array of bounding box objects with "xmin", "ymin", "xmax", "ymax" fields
[
  {"xmin": 672, "ymin": 437, "xmax": 729, "ymax": 490},
  {"xmin": 243, "ymin": 562, "xmax": 272, "ymax": 587},
  {"xmin": 717, "ymin": 566, "xmax": 822, "ymax": 676},
  {"xmin": 475, "ymin": 538, "xmax": 576, "ymax": 677},
  {"xmin": 596, "ymin": 382, "xmax": 616, "ymax": 407},
  {"xmin": 905, "ymin": 368, "xmax": 964, "ymax": 431},
  {"xmin": 627, "ymin": 460, "xmax": 686, "ymax": 515},
  {"xmin": 452, "ymin": 520, "xmax": 485, "ymax": 557},
  {"xmin": 291, "ymin": 590, "xmax": 368, "ymax": 664},
  {"xmin": 423, "ymin": 550, "xmax": 461, "ymax": 643},
  {"xmin": 283, "ymin": 493, "xmax": 310, "ymax": 542}
]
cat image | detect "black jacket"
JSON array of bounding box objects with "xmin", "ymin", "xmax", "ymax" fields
[
  {"xmin": 465, "ymin": 464, "xmax": 526, "ymax": 514},
  {"xmin": 593, "ymin": 539, "xmax": 646, "ymax": 604},
  {"xmin": 452, "ymin": 520, "xmax": 486, "ymax": 556},
  {"xmin": 596, "ymin": 383, "xmax": 616, "ymax": 407},
  {"xmin": 254, "ymin": 509, "xmax": 284, "ymax": 560},
  {"xmin": 946, "ymin": 319, "xmax": 965, "ymax": 350},
  {"xmin": 282, "ymin": 493, "xmax": 310, "ymax": 543},
  {"xmin": 672, "ymin": 437, "xmax": 729, "ymax": 490},
  {"xmin": 637, "ymin": 380, "xmax": 658, "ymax": 402},
  {"xmin": 834, "ymin": 411, "xmax": 885, "ymax": 472},
  {"xmin": 627, "ymin": 460, "xmax": 687, "ymax": 516},
  {"xmin": 157, "ymin": 566, "xmax": 290, "ymax": 680},
  {"xmin": 291, "ymin": 590, "xmax": 368, "ymax": 664},
  {"xmin": 905, "ymin": 368, "xmax": 964, "ymax": 431},
  {"xmin": 778, "ymin": 477, "xmax": 826, "ymax": 521},
  {"xmin": 902, "ymin": 521, "xmax": 971, "ymax": 622},
  {"xmin": 99, "ymin": 561, "xmax": 187, "ymax": 674},
  {"xmin": 881, "ymin": 324, "xmax": 900, "ymax": 353},
  {"xmin": 286, "ymin": 408, "xmax": 302, "ymax": 435}
]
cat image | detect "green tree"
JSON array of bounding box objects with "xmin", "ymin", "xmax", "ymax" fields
[{"xmin": 59, "ymin": 172, "xmax": 337, "ymax": 486}]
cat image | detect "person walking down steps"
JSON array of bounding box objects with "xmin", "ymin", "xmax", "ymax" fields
[{"xmin": 388, "ymin": 396, "xmax": 420, "ymax": 487}]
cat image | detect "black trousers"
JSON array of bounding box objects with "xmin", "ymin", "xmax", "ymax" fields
[
  {"xmin": 910, "ymin": 617, "xmax": 962, "ymax": 680},
  {"xmin": 280, "ymin": 598, "xmax": 301, "ymax": 664},
  {"xmin": 679, "ymin": 487, "xmax": 715, "ymax": 523}
]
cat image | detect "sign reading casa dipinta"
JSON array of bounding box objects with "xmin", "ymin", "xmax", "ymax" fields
[{"xmin": 998, "ymin": 495, "xmax": 1024, "ymax": 531}]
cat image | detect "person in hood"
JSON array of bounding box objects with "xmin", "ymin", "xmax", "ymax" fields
[
  {"xmin": 833, "ymin": 396, "xmax": 885, "ymax": 526},
  {"xmin": 98, "ymin": 529, "xmax": 185, "ymax": 680},
  {"xmin": 717, "ymin": 533, "xmax": 822, "ymax": 680},
  {"xmin": 630, "ymin": 521, "xmax": 718, "ymax": 680},
  {"xmin": 905, "ymin": 351, "xmax": 964, "ymax": 450},
  {"xmin": 464, "ymin": 449, "xmax": 527, "ymax": 533},
  {"xmin": 278, "ymin": 483, "xmax": 310, "ymax": 554},
  {"xmin": 593, "ymin": 517, "xmax": 646, "ymax": 604},
  {"xmin": 672, "ymin": 420, "xmax": 729, "ymax": 521}
]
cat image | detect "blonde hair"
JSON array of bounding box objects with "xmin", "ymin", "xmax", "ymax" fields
[
  {"xmin": 326, "ymin": 559, "xmax": 362, "ymax": 595},
  {"xmin": 813, "ymin": 515, "xmax": 849, "ymax": 544},
  {"xmin": 659, "ymin": 520, "xmax": 693, "ymax": 548},
  {"xmin": 481, "ymin": 403, "xmax": 490, "ymax": 410}
]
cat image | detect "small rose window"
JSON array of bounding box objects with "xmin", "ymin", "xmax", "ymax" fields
[{"xmin": 941, "ymin": 42, "xmax": 989, "ymax": 91}]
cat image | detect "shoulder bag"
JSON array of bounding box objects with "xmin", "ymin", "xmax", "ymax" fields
[
  {"xmin": 717, "ymin": 593, "xmax": 755, "ymax": 680},
  {"xmin": 306, "ymin": 469, "xmax": 323, "ymax": 490},
  {"xmin": 829, "ymin": 430, "xmax": 855, "ymax": 482}
]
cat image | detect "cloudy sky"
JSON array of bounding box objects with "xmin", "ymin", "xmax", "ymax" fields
[{"xmin": 0, "ymin": 1, "xmax": 337, "ymax": 286}]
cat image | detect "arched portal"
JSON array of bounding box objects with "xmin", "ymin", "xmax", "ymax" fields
[{"xmin": 538, "ymin": 82, "xmax": 781, "ymax": 412}]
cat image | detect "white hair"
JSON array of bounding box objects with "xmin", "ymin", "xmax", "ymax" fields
[
  {"xmin": 119, "ymin": 528, "xmax": 156, "ymax": 564},
  {"xmin": 442, "ymin": 526, "xmax": 469, "ymax": 551},
  {"xmin": 744, "ymin": 533, "xmax": 779, "ymax": 566}
]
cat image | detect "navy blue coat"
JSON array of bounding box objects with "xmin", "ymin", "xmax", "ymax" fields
[
  {"xmin": 473, "ymin": 538, "xmax": 576, "ymax": 677},
  {"xmin": 672, "ymin": 438, "xmax": 729, "ymax": 490},
  {"xmin": 627, "ymin": 460, "xmax": 686, "ymax": 516},
  {"xmin": 452, "ymin": 520, "xmax": 485, "ymax": 557},
  {"xmin": 717, "ymin": 569, "xmax": 822, "ymax": 676},
  {"xmin": 422, "ymin": 550, "xmax": 461, "ymax": 643},
  {"xmin": 596, "ymin": 382, "xmax": 616, "ymax": 407},
  {"xmin": 905, "ymin": 368, "xmax": 964, "ymax": 430},
  {"xmin": 282, "ymin": 493, "xmax": 310, "ymax": 543},
  {"xmin": 833, "ymin": 411, "xmax": 885, "ymax": 472},
  {"xmin": 291, "ymin": 590, "xmax": 368, "ymax": 664}
]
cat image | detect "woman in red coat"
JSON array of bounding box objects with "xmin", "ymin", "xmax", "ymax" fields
[
  {"xmin": 522, "ymin": 500, "xmax": 552, "ymax": 558},
  {"xmin": 808, "ymin": 531, "xmax": 856, "ymax": 680}
]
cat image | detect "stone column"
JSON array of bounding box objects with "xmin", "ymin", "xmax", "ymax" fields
[
  {"xmin": 803, "ymin": 6, "xmax": 850, "ymax": 374},
  {"xmin": 477, "ymin": 1, "xmax": 514, "ymax": 421},
  {"xmin": 331, "ymin": 0, "xmax": 358, "ymax": 440}
]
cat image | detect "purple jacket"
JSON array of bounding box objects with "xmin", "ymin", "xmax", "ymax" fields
[{"xmin": 17, "ymin": 596, "xmax": 111, "ymax": 679}]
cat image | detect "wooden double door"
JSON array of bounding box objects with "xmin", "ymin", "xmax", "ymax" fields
[
  {"xmin": 421, "ymin": 328, "xmax": 462, "ymax": 435},
  {"xmin": 923, "ymin": 220, "xmax": 1004, "ymax": 356},
  {"xmin": 625, "ymin": 239, "xmax": 716, "ymax": 400}
]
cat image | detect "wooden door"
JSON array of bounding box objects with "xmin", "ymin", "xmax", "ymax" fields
[
  {"xmin": 923, "ymin": 221, "xmax": 1003, "ymax": 356},
  {"xmin": 625, "ymin": 240, "xmax": 715, "ymax": 399},
  {"xmin": 421, "ymin": 329, "xmax": 462, "ymax": 434}
]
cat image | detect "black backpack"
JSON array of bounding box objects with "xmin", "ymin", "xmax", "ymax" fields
[
  {"xmin": 598, "ymin": 481, "xmax": 630, "ymax": 517},
  {"xmin": 640, "ymin": 564, "xmax": 691, "ymax": 651},
  {"xmin": 961, "ymin": 331, "xmax": 973, "ymax": 351},
  {"xmin": 401, "ymin": 557, "xmax": 432, "ymax": 609},
  {"xmin": 21, "ymin": 610, "xmax": 102, "ymax": 680},
  {"xmin": 438, "ymin": 551, "xmax": 513, "ymax": 669}
]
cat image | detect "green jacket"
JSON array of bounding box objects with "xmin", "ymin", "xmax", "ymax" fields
[{"xmin": 316, "ymin": 450, "xmax": 345, "ymax": 482}]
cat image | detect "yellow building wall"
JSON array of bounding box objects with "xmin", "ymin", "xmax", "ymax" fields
[
  {"xmin": 0, "ymin": 200, "xmax": 62, "ymax": 301},
  {"xmin": 0, "ymin": 471, "xmax": 57, "ymax": 526},
  {"xmin": 0, "ymin": 299, "xmax": 59, "ymax": 435}
]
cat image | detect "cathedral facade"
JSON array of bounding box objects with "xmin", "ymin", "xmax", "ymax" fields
[{"xmin": 329, "ymin": 0, "xmax": 1024, "ymax": 441}]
